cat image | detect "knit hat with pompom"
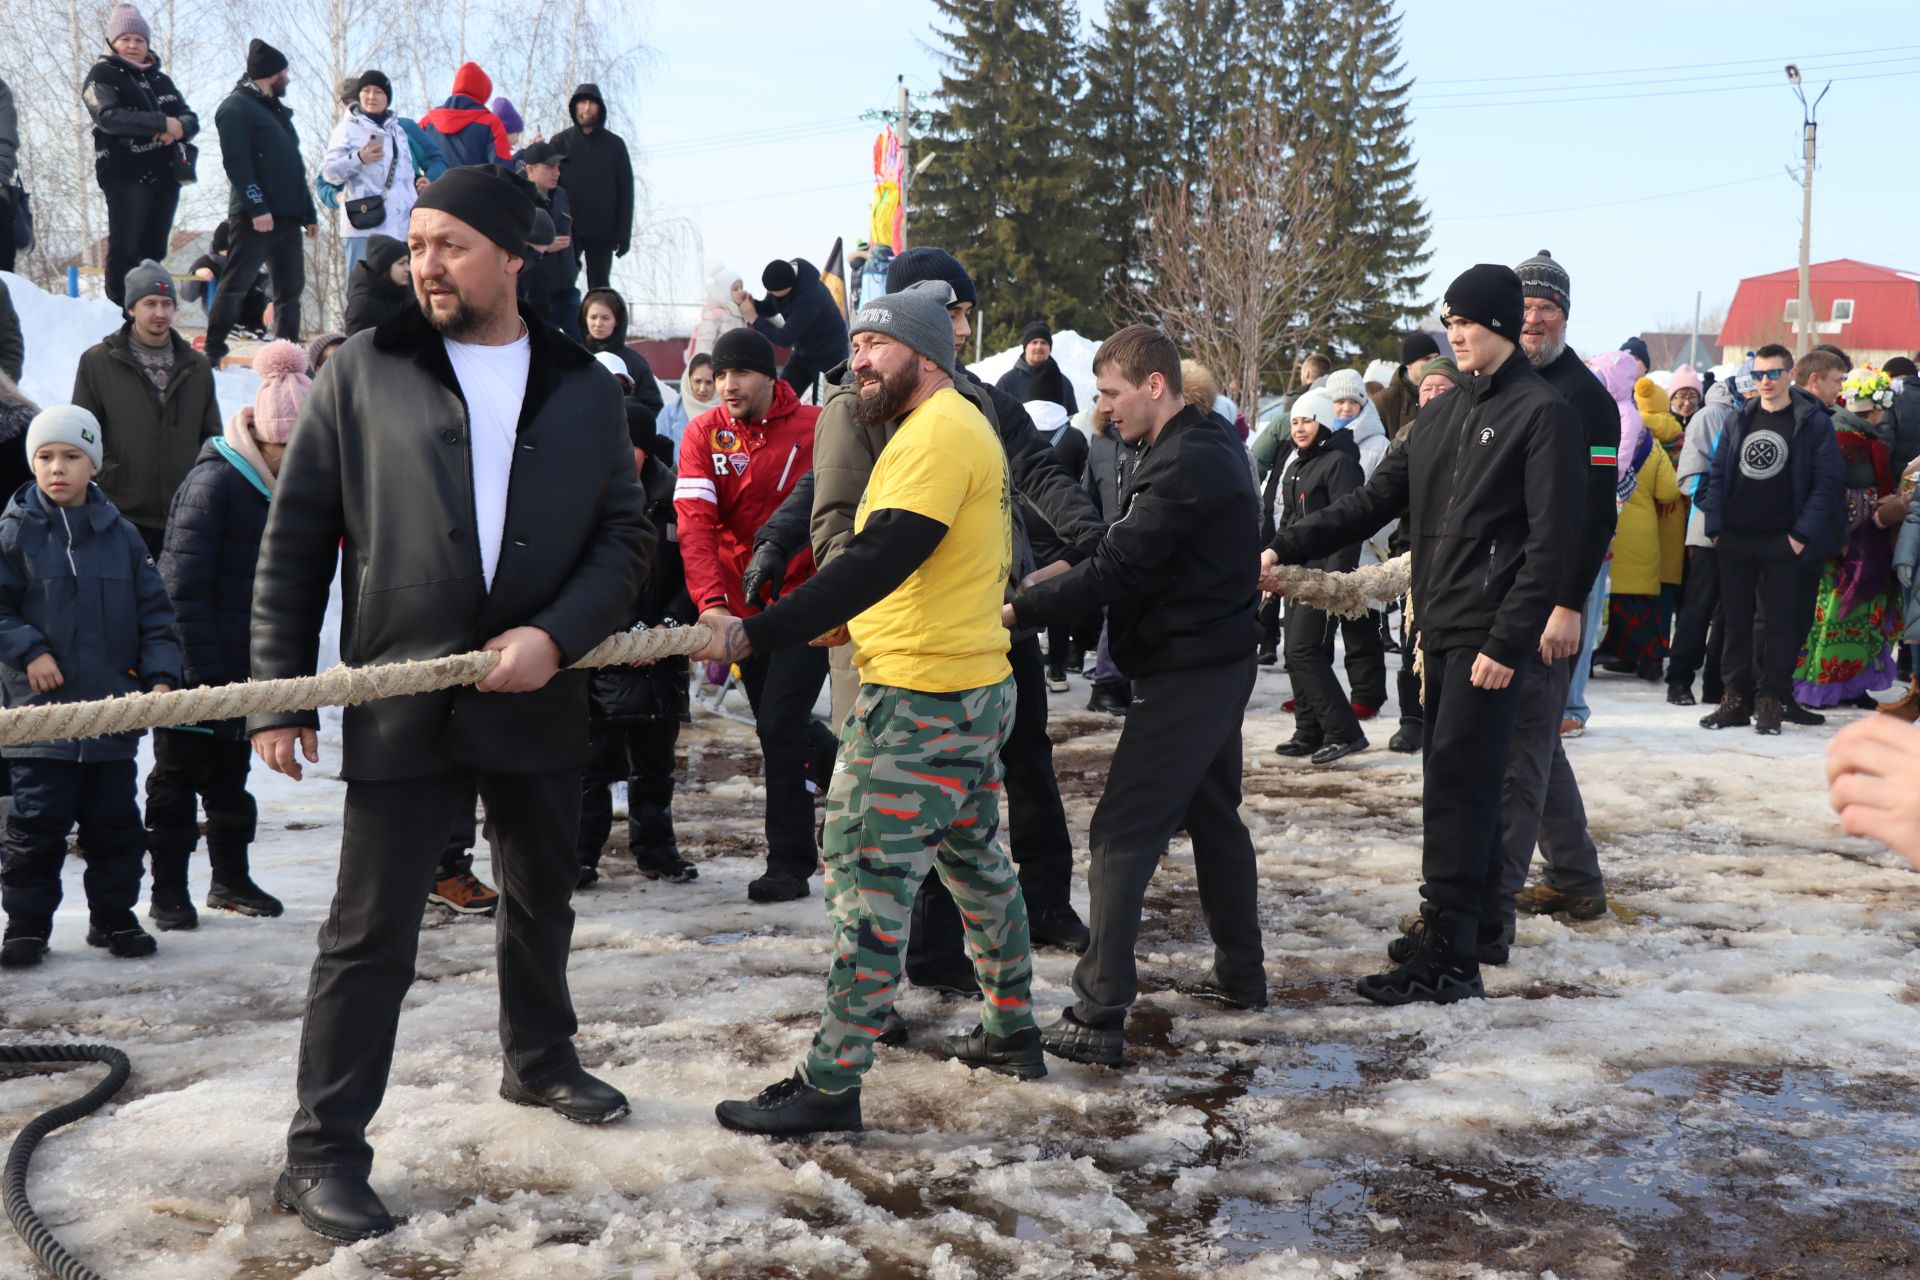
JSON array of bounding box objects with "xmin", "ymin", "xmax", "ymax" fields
[{"xmin": 251, "ymin": 340, "xmax": 311, "ymax": 443}]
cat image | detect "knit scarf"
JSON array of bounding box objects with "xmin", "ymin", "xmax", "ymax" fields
[{"xmin": 222, "ymin": 407, "xmax": 278, "ymax": 494}]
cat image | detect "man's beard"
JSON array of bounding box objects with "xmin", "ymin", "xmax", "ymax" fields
[
  {"xmin": 849, "ymin": 364, "xmax": 917, "ymax": 429},
  {"xmin": 1524, "ymin": 334, "xmax": 1565, "ymax": 369},
  {"xmin": 420, "ymin": 288, "xmax": 484, "ymax": 341}
]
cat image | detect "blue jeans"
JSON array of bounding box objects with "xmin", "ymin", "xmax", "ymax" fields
[
  {"xmin": 1562, "ymin": 564, "xmax": 1610, "ymax": 725},
  {"xmin": 343, "ymin": 233, "xmax": 370, "ymax": 281}
]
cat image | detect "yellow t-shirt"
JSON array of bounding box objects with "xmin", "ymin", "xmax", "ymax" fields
[{"xmin": 849, "ymin": 385, "xmax": 1012, "ymax": 692}]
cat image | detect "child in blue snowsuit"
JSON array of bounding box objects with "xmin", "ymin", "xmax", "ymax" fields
[{"xmin": 0, "ymin": 406, "xmax": 180, "ymax": 966}]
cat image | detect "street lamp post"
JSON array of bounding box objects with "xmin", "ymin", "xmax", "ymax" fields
[{"xmin": 1786, "ymin": 64, "xmax": 1830, "ymax": 358}]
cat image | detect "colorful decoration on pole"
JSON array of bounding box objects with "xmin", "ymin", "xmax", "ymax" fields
[{"xmin": 870, "ymin": 126, "xmax": 904, "ymax": 255}]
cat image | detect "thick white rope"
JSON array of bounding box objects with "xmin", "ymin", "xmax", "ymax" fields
[
  {"xmin": 0, "ymin": 554, "xmax": 1416, "ymax": 749},
  {"xmin": 0, "ymin": 625, "xmax": 711, "ymax": 748}
]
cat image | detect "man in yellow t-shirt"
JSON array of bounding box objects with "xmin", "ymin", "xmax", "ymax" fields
[{"xmin": 692, "ymin": 281, "xmax": 1038, "ymax": 1136}]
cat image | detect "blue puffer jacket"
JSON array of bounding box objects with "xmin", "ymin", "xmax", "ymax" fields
[
  {"xmin": 0, "ymin": 482, "xmax": 181, "ymax": 761},
  {"xmin": 159, "ymin": 437, "xmax": 272, "ymax": 693}
]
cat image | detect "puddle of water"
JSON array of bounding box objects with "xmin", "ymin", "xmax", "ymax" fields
[{"xmin": 1211, "ymin": 1161, "xmax": 1379, "ymax": 1257}]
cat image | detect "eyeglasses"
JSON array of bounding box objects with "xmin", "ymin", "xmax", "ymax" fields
[
  {"xmin": 1521, "ymin": 304, "xmax": 1563, "ymax": 320},
  {"xmin": 1752, "ymin": 367, "xmax": 1789, "ymax": 382}
]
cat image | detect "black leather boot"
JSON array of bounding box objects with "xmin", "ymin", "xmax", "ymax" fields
[
  {"xmin": 273, "ymin": 1172, "xmax": 396, "ymax": 1243},
  {"xmin": 500, "ymin": 1064, "xmax": 631, "ymax": 1124}
]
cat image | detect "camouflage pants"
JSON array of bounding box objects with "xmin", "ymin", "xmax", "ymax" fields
[{"xmin": 803, "ymin": 677, "xmax": 1034, "ymax": 1094}]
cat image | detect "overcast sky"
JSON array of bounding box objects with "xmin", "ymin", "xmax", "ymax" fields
[{"xmin": 631, "ymin": 0, "xmax": 1920, "ymax": 358}]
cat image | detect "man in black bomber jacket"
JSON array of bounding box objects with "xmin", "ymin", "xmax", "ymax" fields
[
  {"xmin": 1008, "ymin": 325, "xmax": 1267, "ymax": 1069},
  {"xmin": 1263, "ymin": 264, "xmax": 1583, "ymax": 1008}
]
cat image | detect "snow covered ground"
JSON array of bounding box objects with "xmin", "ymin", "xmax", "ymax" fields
[{"xmin": 3, "ymin": 660, "xmax": 1918, "ymax": 1279}]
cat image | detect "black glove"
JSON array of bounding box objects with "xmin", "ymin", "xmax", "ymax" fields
[{"xmin": 742, "ymin": 540, "xmax": 786, "ymax": 608}]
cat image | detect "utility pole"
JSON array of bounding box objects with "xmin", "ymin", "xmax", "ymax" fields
[
  {"xmin": 1690, "ymin": 290, "xmax": 1701, "ymax": 369},
  {"xmin": 1786, "ymin": 65, "xmax": 1830, "ymax": 358}
]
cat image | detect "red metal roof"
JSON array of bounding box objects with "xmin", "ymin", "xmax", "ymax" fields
[{"xmin": 1718, "ymin": 259, "xmax": 1920, "ymax": 355}]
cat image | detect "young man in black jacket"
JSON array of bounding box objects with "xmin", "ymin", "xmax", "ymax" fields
[
  {"xmin": 1264, "ymin": 265, "xmax": 1583, "ymax": 1006},
  {"xmin": 206, "ymin": 40, "xmax": 314, "ymax": 365},
  {"xmin": 551, "ymin": 84, "xmax": 632, "ymax": 293},
  {"xmin": 1485, "ymin": 250, "xmax": 1622, "ymax": 940},
  {"xmin": 1010, "ymin": 326, "xmax": 1267, "ymax": 1067},
  {"xmin": 741, "ymin": 259, "xmax": 851, "ymax": 401}
]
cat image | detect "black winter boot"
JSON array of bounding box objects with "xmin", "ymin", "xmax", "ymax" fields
[
  {"xmin": 86, "ymin": 912, "xmax": 157, "ymax": 958},
  {"xmin": 1356, "ymin": 909, "xmax": 1483, "ymax": 1006},
  {"xmin": 630, "ymin": 803, "xmax": 697, "ymax": 883},
  {"xmin": 208, "ymin": 874, "xmax": 284, "ymax": 917},
  {"xmin": 1, "ymin": 919, "xmax": 50, "ymax": 968},
  {"xmin": 148, "ymin": 850, "xmax": 198, "ymax": 931}
]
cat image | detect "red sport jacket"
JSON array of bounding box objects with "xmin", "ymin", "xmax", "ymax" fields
[{"xmin": 674, "ymin": 379, "xmax": 818, "ymax": 617}]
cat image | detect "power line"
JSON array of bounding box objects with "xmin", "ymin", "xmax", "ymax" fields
[
  {"xmin": 1437, "ymin": 173, "xmax": 1781, "ymax": 223},
  {"xmin": 1411, "ymin": 52, "xmax": 1920, "ymax": 103},
  {"xmin": 643, "ymin": 117, "xmax": 869, "ymax": 159},
  {"xmin": 1414, "ymin": 43, "xmax": 1920, "ymax": 86},
  {"xmin": 1415, "ymin": 66, "xmax": 1920, "ymax": 111},
  {"xmin": 648, "ymin": 178, "xmax": 872, "ymax": 217}
]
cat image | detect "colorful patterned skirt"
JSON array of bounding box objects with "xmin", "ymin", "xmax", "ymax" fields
[
  {"xmin": 1599, "ymin": 594, "xmax": 1666, "ymax": 667},
  {"xmin": 1793, "ymin": 557, "xmax": 1900, "ymax": 707}
]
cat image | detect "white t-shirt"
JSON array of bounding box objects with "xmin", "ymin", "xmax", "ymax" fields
[{"xmin": 443, "ymin": 330, "xmax": 531, "ymax": 588}]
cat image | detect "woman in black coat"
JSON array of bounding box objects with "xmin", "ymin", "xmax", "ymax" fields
[
  {"xmin": 1274, "ymin": 390, "xmax": 1370, "ymax": 764},
  {"xmin": 343, "ymin": 234, "xmax": 411, "ymax": 335},
  {"xmin": 580, "ymin": 287, "xmax": 663, "ymax": 435},
  {"xmin": 82, "ymin": 9, "xmax": 198, "ymax": 308}
]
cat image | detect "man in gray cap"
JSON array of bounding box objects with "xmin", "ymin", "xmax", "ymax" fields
[{"xmin": 699, "ymin": 279, "xmax": 1042, "ymax": 1136}]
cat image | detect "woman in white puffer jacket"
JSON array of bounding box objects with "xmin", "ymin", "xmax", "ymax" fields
[{"xmin": 321, "ymin": 71, "xmax": 419, "ymax": 279}]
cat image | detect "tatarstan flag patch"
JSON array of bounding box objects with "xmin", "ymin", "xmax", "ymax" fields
[{"xmin": 1590, "ymin": 446, "xmax": 1617, "ymax": 467}]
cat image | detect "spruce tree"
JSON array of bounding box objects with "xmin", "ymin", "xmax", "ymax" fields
[
  {"xmin": 1145, "ymin": 0, "xmax": 1248, "ymax": 194},
  {"xmin": 1081, "ymin": 0, "xmax": 1170, "ymax": 330},
  {"xmin": 915, "ymin": 0, "xmax": 1101, "ymax": 351},
  {"xmin": 1264, "ymin": 0, "xmax": 1432, "ymax": 360}
]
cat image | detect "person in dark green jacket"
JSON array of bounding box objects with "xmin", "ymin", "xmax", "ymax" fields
[{"xmin": 70, "ymin": 260, "xmax": 220, "ymax": 557}]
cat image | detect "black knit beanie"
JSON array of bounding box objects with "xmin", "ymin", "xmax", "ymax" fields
[
  {"xmin": 246, "ymin": 38, "xmax": 288, "ymax": 79},
  {"xmin": 1022, "ymin": 320, "xmax": 1053, "ymax": 345},
  {"xmin": 1441, "ymin": 265, "xmax": 1524, "ymax": 341},
  {"xmin": 413, "ymin": 167, "xmax": 533, "ymax": 258},
  {"xmin": 1400, "ymin": 330, "xmax": 1440, "ymax": 367},
  {"xmin": 1514, "ymin": 249, "xmax": 1570, "ymax": 315},
  {"xmin": 711, "ymin": 327, "xmax": 778, "ymax": 380},
  {"xmin": 761, "ymin": 259, "xmax": 798, "ymax": 293},
  {"xmin": 886, "ymin": 246, "xmax": 977, "ymax": 308}
]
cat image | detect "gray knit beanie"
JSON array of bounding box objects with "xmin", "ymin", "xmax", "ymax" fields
[
  {"xmin": 850, "ymin": 280, "xmax": 957, "ymax": 377},
  {"xmin": 26, "ymin": 406, "xmax": 105, "ymax": 471}
]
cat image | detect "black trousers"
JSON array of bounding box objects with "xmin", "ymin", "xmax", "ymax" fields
[
  {"xmin": 740, "ymin": 645, "xmax": 832, "ymax": 878},
  {"xmin": 1258, "ymin": 595, "xmax": 1281, "ymax": 652},
  {"xmin": 576, "ymin": 239, "xmax": 614, "ymax": 292},
  {"xmin": 0, "ymin": 758, "xmax": 145, "ymax": 927},
  {"xmin": 286, "ymin": 769, "xmax": 583, "ymax": 1175},
  {"xmin": 206, "ymin": 221, "xmax": 304, "ymax": 363},
  {"xmin": 1667, "ymin": 544, "xmax": 1724, "ymax": 696},
  {"xmin": 578, "ymin": 716, "xmax": 680, "ymax": 866},
  {"xmin": 1495, "ymin": 654, "xmax": 1602, "ymax": 929},
  {"xmin": 1717, "ymin": 532, "xmax": 1801, "ymax": 701},
  {"xmin": 1285, "ymin": 600, "xmax": 1361, "ymax": 745},
  {"xmin": 101, "ymin": 178, "xmax": 180, "ymax": 307},
  {"xmin": 1396, "ymin": 605, "xmax": 1423, "ymax": 734},
  {"xmin": 1340, "ymin": 609, "xmax": 1389, "ymax": 709},
  {"xmin": 908, "ymin": 636, "xmax": 1078, "ymax": 976},
  {"xmin": 1073, "ymin": 654, "xmax": 1265, "ymax": 1024},
  {"xmin": 1419, "ymin": 646, "xmax": 1531, "ymax": 936},
  {"xmin": 778, "ymin": 353, "xmax": 834, "ymax": 404},
  {"xmin": 144, "ymin": 729, "xmax": 257, "ymax": 876}
]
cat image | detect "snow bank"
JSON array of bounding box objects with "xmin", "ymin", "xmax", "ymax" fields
[
  {"xmin": 968, "ymin": 329, "xmax": 1103, "ymax": 417},
  {"xmin": 4, "ymin": 270, "xmax": 259, "ymax": 421}
]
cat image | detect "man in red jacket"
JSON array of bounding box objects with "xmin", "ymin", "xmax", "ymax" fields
[{"xmin": 675, "ymin": 327, "xmax": 832, "ymax": 901}]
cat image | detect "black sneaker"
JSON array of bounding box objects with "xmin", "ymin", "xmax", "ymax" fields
[
  {"xmin": 1666, "ymin": 684, "xmax": 1696, "ymax": 706},
  {"xmin": 1065, "ymin": 646, "xmax": 1086, "ymax": 675},
  {"xmin": 148, "ymin": 881, "xmax": 199, "ymax": 931},
  {"xmin": 908, "ymin": 962, "xmax": 982, "ymax": 998},
  {"xmin": 715, "ymin": 1071, "xmax": 862, "ymax": 1135},
  {"xmin": 1755, "ymin": 694, "xmax": 1785, "ymax": 736},
  {"xmin": 1779, "ymin": 699, "xmax": 1824, "ymax": 727},
  {"xmin": 748, "ymin": 871, "xmax": 810, "ymax": 903},
  {"xmin": 1029, "ymin": 902, "xmax": 1090, "ymax": 953},
  {"xmin": 1635, "ymin": 659, "xmax": 1664, "ymax": 683},
  {"xmin": 0, "ymin": 922, "xmax": 49, "ymax": 968},
  {"xmin": 1087, "ymin": 684, "xmax": 1132, "ymax": 715},
  {"xmin": 635, "ymin": 851, "xmax": 698, "ymax": 883},
  {"xmin": 1311, "ymin": 736, "xmax": 1369, "ymax": 765},
  {"xmin": 1274, "ymin": 737, "xmax": 1323, "ymax": 758},
  {"xmin": 1045, "ymin": 662, "xmax": 1069, "ymax": 694},
  {"xmin": 939, "ymin": 1025, "xmax": 1047, "ymax": 1079},
  {"xmin": 1388, "ymin": 916, "xmax": 1512, "ymax": 966},
  {"xmin": 209, "ymin": 875, "xmax": 285, "ymax": 917},
  {"xmin": 1700, "ymin": 692, "xmax": 1751, "ymax": 730},
  {"xmin": 1388, "ymin": 722, "xmax": 1422, "ymax": 753},
  {"xmin": 1173, "ymin": 974, "xmax": 1269, "ymax": 1010},
  {"xmin": 1039, "ymin": 1009, "xmax": 1126, "ymax": 1067},
  {"xmin": 1256, "ymin": 644, "xmax": 1279, "ymax": 667},
  {"xmin": 86, "ymin": 916, "xmax": 157, "ymax": 958},
  {"xmin": 1357, "ymin": 914, "xmax": 1484, "ymax": 1006},
  {"xmin": 576, "ymin": 865, "xmax": 600, "ymax": 889},
  {"xmin": 876, "ymin": 1010, "xmax": 909, "ymax": 1048}
]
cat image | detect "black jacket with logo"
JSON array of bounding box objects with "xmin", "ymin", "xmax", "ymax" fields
[
  {"xmin": 214, "ymin": 78, "xmax": 315, "ymax": 223},
  {"xmin": 1535, "ymin": 345, "xmax": 1622, "ymax": 608},
  {"xmin": 1269, "ymin": 348, "xmax": 1583, "ymax": 668},
  {"xmin": 1015, "ymin": 405, "xmax": 1260, "ymax": 676}
]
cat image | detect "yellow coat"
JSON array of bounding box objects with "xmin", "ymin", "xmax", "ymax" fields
[
  {"xmin": 1611, "ymin": 442, "xmax": 1681, "ymax": 596},
  {"xmin": 1634, "ymin": 378, "xmax": 1688, "ymax": 586}
]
